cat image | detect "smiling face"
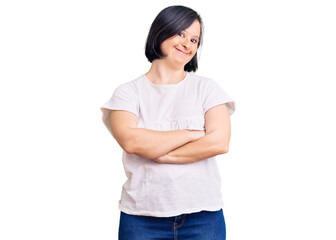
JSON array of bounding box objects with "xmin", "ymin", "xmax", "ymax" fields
[{"xmin": 160, "ymin": 20, "xmax": 201, "ymax": 68}]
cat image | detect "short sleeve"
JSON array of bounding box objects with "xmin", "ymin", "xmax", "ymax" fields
[
  {"xmin": 203, "ymin": 79, "xmax": 236, "ymax": 115},
  {"xmin": 100, "ymin": 83, "xmax": 139, "ymax": 134}
]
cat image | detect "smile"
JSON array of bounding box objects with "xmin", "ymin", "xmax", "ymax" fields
[{"xmin": 175, "ymin": 47, "xmax": 189, "ymax": 55}]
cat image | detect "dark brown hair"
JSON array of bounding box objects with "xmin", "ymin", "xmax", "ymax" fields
[{"xmin": 145, "ymin": 5, "xmax": 203, "ymax": 72}]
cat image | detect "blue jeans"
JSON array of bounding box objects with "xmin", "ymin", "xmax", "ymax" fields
[{"xmin": 118, "ymin": 209, "xmax": 226, "ymax": 240}]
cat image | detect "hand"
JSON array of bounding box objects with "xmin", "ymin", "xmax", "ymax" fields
[
  {"xmin": 188, "ymin": 130, "xmax": 205, "ymax": 142},
  {"xmin": 153, "ymin": 154, "xmax": 170, "ymax": 164}
]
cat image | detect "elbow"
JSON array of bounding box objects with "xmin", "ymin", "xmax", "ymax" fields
[
  {"xmin": 122, "ymin": 139, "xmax": 151, "ymax": 158},
  {"xmin": 112, "ymin": 129, "xmax": 139, "ymax": 155},
  {"xmin": 119, "ymin": 139, "xmax": 136, "ymax": 155},
  {"xmin": 217, "ymin": 144, "xmax": 229, "ymax": 155},
  {"xmin": 123, "ymin": 143, "xmax": 159, "ymax": 159},
  {"xmin": 208, "ymin": 131, "xmax": 230, "ymax": 155},
  {"xmin": 123, "ymin": 144, "xmax": 134, "ymax": 154}
]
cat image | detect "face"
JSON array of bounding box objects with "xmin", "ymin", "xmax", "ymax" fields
[{"xmin": 160, "ymin": 20, "xmax": 201, "ymax": 67}]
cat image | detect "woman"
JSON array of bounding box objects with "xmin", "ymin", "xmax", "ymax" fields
[{"xmin": 101, "ymin": 5, "xmax": 235, "ymax": 240}]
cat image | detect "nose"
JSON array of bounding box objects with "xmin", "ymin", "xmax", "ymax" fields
[{"xmin": 182, "ymin": 38, "xmax": 191, "ymax": 49}]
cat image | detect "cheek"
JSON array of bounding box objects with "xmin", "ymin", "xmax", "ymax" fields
[
  {"xmin": 191, "ymin": 46, "xmax": 198, "ymax": 56},
  {"xmin": 160, "ymin": 43, "xmax": 169, "ymax": 54},
  {"xmin": 160, "ymin": 40, "xmax": 174, "ymax": 53}
]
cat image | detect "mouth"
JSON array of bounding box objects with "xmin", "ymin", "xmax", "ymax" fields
[{"xmin": 175, "ymin": 47, "xmax": 189, "ymax": 55}]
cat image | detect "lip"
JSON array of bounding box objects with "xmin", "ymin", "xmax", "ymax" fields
[{"xmin": 175, "ymin": 47, "xmax": 189, "ymax": 55}]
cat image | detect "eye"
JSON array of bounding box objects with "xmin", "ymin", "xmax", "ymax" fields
[
  {"xmin": 191, "ymin": 38, "xmax": 198, "ymax": 44},
  {"xmin": 178, "ymin": 32, "xmax": 185, "ymax": 37}
]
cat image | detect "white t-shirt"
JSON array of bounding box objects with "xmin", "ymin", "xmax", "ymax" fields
[{"xmin": 101, "ymin": 72, "xmax": 235, "ymax": 217}]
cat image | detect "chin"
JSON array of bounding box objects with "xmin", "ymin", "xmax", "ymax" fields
[
  {"xmin": 176, "ymin": 57, "xmax": 192, "ymax": 65},
  {"xmin": 175, "ymin": 61, "xmax": 190, "ymax": 68}
]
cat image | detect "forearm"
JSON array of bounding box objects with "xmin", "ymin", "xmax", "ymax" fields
[
  {"xmin": 156, "ymin": 131, "xmax": 229, "ymax": 164},
  {"xmin": 126, "ymin": 128, "xmax": 201, "ymax": 159}
]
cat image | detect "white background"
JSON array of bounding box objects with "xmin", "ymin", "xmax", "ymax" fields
[{"xmin": 1, "ymin": 0, "xmax": 335, "ymax": 239}]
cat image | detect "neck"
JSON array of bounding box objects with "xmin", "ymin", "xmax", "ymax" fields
[{"xmin": 145, "ymin": 59, "xmax": 187, "ymax": 85}]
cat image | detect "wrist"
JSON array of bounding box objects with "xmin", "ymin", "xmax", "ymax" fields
[
  {"xmin": 187, "ymin": 129, "xmax": 205, "ymax": 142},
  {"xmin": 185, "ymin": 129, "xmax": 194, "ymax": 142},
  {"xmin": 154, "ymin": 153, "xmax": 171, "ymax": 164},
  {"xmin": 186, "ymin": 129, "xmax": 197, "ymax": 142},
  {"xmin": 165, "ymin": 152, "xmax": 174, "ymax": 164}
]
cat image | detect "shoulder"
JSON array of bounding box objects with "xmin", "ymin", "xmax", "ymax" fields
[
  {"xmin": 187, "ymin": 73, "xmax": 221, "ymax": 89},
  {"xmin": 188, "ymin": 72, "xmax": 213, "ymax": 83},
  {"xmin": 113, "ymin": 75, "xmax": 144, "ymax": 95}
]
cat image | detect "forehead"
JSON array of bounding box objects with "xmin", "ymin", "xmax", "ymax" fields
[{"xmin": 184, "ymin": 20, "xmax": 201, "ymax": 37}]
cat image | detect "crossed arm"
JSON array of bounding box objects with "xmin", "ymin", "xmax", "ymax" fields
[{"xmin": 109, "ymin": 104, "xmax": 231, "ymax": 164}]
